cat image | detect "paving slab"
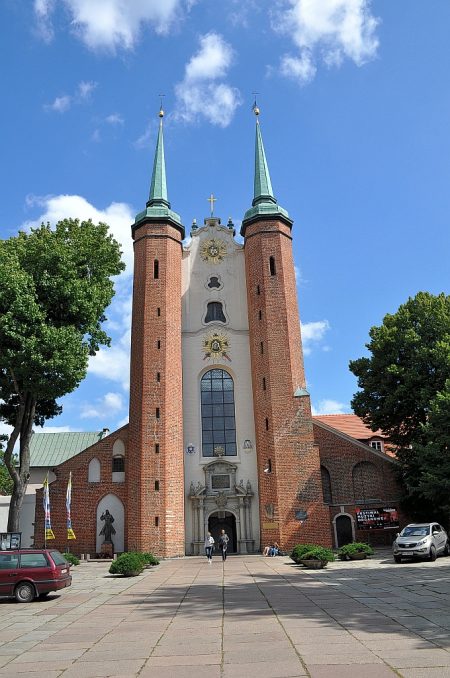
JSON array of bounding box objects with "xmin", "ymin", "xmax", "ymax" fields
[{"xmin": 1, "ymin": 552, "xmax": 450, "ymax": 677}]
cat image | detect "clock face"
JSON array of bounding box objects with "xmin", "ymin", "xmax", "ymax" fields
[{"xmin": 200, "ymin": 238, "xmax": 227, "ymax": 264}]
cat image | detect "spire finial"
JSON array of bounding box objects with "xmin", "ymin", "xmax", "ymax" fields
[
  {"xmin": 159, "ymin": 93, "xmax": 165, "ymax": 118},
  {"xmin": 252, "ymin": 92, "xmax": 260, "ymax": 118},
  {"xmin": 147, "ymin": 99, "xmax": 169, "ymax": 207}
]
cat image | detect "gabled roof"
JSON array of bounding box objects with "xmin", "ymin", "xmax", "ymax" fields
[
  {"xmin": 313, "ymin": 414, "xmax": 386, "ymax": 441},
  {"xmin": 29, "ymin": 431, "xmax": 108, "ymax": 468}
]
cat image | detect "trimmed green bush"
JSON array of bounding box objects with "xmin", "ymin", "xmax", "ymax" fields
[
  {"xmin": 338, "ymin": 542, "xmax": 374, "ymax": 559},
  {"xmin": 140, "ymin": 552, "xmax": 160, "ymax": 566},
  {"xmin": 109, "ymin": 553, "xmax": 144, "ymax": 577},
  {"xmin": 291, "ymin": 544, "xmax": 319, "ymax": 564},
  {"xmin": 63, "ymin": 553, "xmax": 80, "ymax": 566},
  {"xmin": 300, "ymin": 546, "xmax": 335, "ymax": 564}
]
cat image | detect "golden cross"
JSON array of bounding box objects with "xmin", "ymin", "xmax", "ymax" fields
[{"xmin": 207, "ymin": 193, "xmax": 217, "ymax": 216}]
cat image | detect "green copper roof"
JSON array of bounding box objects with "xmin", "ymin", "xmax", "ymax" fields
[
  {"xmin": 148, "ymin": 119, "xmax": 169, "ymax": 206},
  {"xmin": 134, "ymin": 116, "xmax": 183, "ymax": 233},
  {"xmin": 29, "ymin": 431, "xmax": 107, "ymax": 467},
  {"xmin": 241, "ymin": 118, "xmax": 292, "ymax": 233},
  {"xmin": 253, "ymin": 120, "xmax": 275, "ymax": 206}
]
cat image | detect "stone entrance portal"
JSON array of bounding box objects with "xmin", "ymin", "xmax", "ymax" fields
[
  {"xmin": 208, "ymin": 511, "xmax": 237, "ymax": 553},
  {"xmin": 189, "ymin": 459, "xmax": 255, "ymax": 554}
]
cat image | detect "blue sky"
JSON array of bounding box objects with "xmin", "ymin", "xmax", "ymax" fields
[{"xmin": 1, "ymin": 1, "xmax": 449, "ymax": 434}]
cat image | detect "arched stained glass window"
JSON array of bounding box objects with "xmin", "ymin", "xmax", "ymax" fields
[
  {"xmin": 201, "ymin": 369, "xmax": 237, "ymax": 457},
  {"xmin": 204, "ymin": 302, "xmax": 226, "ymax": 323}
]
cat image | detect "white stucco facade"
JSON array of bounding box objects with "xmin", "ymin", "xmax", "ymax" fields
[{"xmin": 182, "ymin": 219, "xmax": 260, "ymax": 554}]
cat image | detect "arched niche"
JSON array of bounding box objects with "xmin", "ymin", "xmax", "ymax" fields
[
  {"xmin": 112, "ymin": 439, "xmax": 125, "ymax": 456},
  {"xmin": 88, "ymin": 457, "xmax": 101, "ymax": 483},
  {"xmin": 96, "ymin": 494, "xmax": 124, "ymax": 554}
]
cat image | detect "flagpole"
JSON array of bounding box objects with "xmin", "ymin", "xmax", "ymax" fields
[{"xmin": 44, "ymin": 473, "xmax": 47, "ymax": 549}]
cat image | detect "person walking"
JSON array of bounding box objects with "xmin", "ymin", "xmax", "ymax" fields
[
  {"xmin": 218, "ymin": 529, "xmax": 229, "ymax": 561},
  {"xmin": 204, "ymin": 531, "xmax": 214, "ymax": 563}
]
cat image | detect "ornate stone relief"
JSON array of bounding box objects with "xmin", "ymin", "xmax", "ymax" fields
[{"xmin": 200, "ymin": 238, "xmax": 227, "ymax": 264}]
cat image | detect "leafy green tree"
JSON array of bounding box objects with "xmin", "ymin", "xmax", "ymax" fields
[
  {"xmin": 349, "ymin": 292, "xmax": 450, "ymax": 525},
  {"xmin": 0, "ymin": 219, "xmax": 125, "ymax": 530},
  {"xmin": 350, "ymin": 292, "xmax": 450, "ymax": 447},
  {"xmin": 0, "ymin": 439, "xmax": 14, "ymax": 495}
]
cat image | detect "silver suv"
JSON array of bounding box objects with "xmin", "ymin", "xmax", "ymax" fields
[{"xmin": 393, "ymin": 523, "xmax": 449, "ymax": 563}]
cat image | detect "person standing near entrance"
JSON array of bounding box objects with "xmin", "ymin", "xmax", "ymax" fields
[
  {"xmin": 218, "ymin": 529, "xmax": 229, "ymax": 561},
  {"xmin": 204, "ymin": 531, "xmax": 214, "ymax": 563}
]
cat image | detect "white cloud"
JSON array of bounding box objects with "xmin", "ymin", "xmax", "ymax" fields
[
  {"xmin": 34, "ymin": 0, "xmax": 55, "ymax": 42},
  {"xmin": 23, "ymin": 194, "xmax": 135, "ymax": 274},
  {"xmin": 78, "ymin": 80, "xmax": 97, "ymax": 99},
  {"xmin": 81, "ymin": 392, "xmax": 124, "ymax": 419},
  {"xmin": 312, "ymin": 399, "xmax": 349, "ymax": 415},
  {"xmin": 301, "ymin": 319, "xmax": 330, "ymax": 355},
  {"xmin": 45, "ymin": 95, "xmax": 72, "ymax": 113},
  {"xmin": 44, "ymin": 80, "xmax": 97, "ymax": 113},
  {"xmin": 35, "ymin": 0, "xmax": 189, "ymax": 51},
  {"xmin": 88, "ymin": 288, "xmax": 132, "ymax": 390},
  {"xmin": 275, "ymin": 0, "xmax": 379, "ymax": 85},
  {"xmin": 175, "ymin": 33, "xmax": 242, "ymax": 127},
  {"xmin": 105, "ymin": 113, "xmax": 124, "ymax": 125},
  {"xmin": 280, "ymin": 52, "xmax": 316, "ymax": 85}
]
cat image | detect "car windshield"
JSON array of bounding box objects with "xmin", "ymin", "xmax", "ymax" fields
[{"xmin": 400, "ymin": 526, "xmax": 430, "ymax": 537}]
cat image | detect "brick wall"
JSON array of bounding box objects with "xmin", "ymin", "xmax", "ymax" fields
[
  {"xmin": 244, "ymin": 218, "xmax": 332, "ymax": 551},
  {"xmin": 314, "ymin": 422, "xmax": 408, "ymax": 546},
  {"xmin": 127, "ymin": 221, "xmax": 185, "ymax": 557},
  {"xmin": 34, "ymin": 427, "xmax": 128, "ymax": 555}
]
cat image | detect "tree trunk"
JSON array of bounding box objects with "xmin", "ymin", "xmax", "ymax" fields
[{"xmin": 6, "ymin": 392, "xmax": 36, "ymax": 533}]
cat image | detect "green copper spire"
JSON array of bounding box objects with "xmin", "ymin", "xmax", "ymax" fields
[
  {"xmin": 133, "ymin": 107, "xmax": 184, "ymax": 236},
  {"xmin": 241, "ymin": 107, "xmax": 292, "ymax": 236},
  {"xmin": 253, "ymin": 119, "xmax": 276, "ymax": 206},
  {"xmin": 148, "ymin": 114, "xmax": 169, "ymax": 207}
]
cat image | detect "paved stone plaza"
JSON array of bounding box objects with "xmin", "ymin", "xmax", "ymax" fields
[{"xmin": 1, "ymin": 552, "xmax": 450, "ymax": 677}]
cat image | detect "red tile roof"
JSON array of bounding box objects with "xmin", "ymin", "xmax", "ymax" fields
[{"xmin": 313, "ymin": 414, "xmax": 386, "ymax": 441}]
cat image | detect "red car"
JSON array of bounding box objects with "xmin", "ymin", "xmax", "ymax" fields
[{"xmin": 0, "ymin": 549, "xmax": 72, "ymax": 602}]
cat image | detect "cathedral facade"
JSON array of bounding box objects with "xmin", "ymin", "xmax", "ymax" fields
[{"xmin": 33, "ymin": 111, "xmax": 404, "ymax": 556}]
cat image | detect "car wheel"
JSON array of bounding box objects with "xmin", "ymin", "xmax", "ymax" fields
[
  {"xmin": 394, "ymin": 555, "xmax": 402, "ymax": 564},
  {"xmin": 14, "ymin": 582, "xmax": 36, "ymax": 603},
  {"xmin": 429, "ymin": 546, "xmax": 437, "ymax": 562}
]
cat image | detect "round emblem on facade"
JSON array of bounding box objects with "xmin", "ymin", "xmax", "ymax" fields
[
  {"xmin": 200, "ymin": 238, "xmax": 227, "ymax": 264},
  {"xmin": 203, "ymin": 332, "xmax": 231, "ymax": 362}
]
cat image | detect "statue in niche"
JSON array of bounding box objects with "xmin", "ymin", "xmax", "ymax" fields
[
  {"xmin": 235, "ymin": 479, "xmax": 246, "ymax": 495},
  {"xmin": 189, "ymin": 482, "xmax": 195, "ymax": 496},
  {"xmin": 99, "ymin": 509, "xmax": 116, "ymax": 544},
  {"xmin": 246, "ymin": 480, "xmax": 252, "ymax": 494}
]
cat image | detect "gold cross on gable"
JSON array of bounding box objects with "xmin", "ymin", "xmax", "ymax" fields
[{"xmin": 207, "ymin": 193, "xmax": 217, "ymax": 216}]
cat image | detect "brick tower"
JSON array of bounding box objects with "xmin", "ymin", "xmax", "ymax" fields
[
  {"xmin": 242, "ymin": 108, "xmax": 332, "ymax": 550},
  {"xmin": 127, "ymin": 109, "xmax": 185, "ymax": 557}
]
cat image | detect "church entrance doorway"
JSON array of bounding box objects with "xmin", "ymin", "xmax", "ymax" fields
[
  {"xmin": 208, "ymin": 511, "xmax": 237, "ymax": 553},
  {"xmin": 335, "ymin": 514, "xmax": 354, "ymax": 547}
]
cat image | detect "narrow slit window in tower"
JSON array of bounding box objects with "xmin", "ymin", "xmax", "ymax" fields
[
  {"xmin": 155, "ymin": 443, "xmax": 160, "ymax": 454},
  {"xmin": 155, "ymin": 516, "xmax": 159, "ymax": 527},
  {"xmin": 205, "ymin": 301, "xmax": 226, "ymax": 323},
  {"xmin": 262, "ymin": 377, "xmax": 266, "ymax": 391},
  {"xmin": 155, "ymin": 480, "xmax": 160, "ymax": 491},
  {"xmin": 258, "ymin": 310, "xmax": 262, "ymax": 320},
  {"xmin": 156, "ymin": 407, "xmax": 160, "ymax": 419},
  {"xmin": 154, "ymin": 259, "xmax": 159, "ymax": 279},
  {"xmin": 260, "ymin": 341, "xmax": 264, "ymax": 354},
  {"xmin": 265, "ymin": 417, "xmax": 269, "ymax": 431},
  {"xmin": 157, "ymin": 340, "xmax": 161, "ymax": 349},
  {"xmin": 157, "ymin": 307, "xmax": 161, "ymax": 317},
  {"xmin": 256, "ymin": 284, "xmax": 261, "ymax": 295},
  {"xmin": 269, "ymin": 256, "xmax": 276, "ymax": 276},
  {"xmin": 157, "ymin": 372, "xmax": 160, "ymax": 382}
]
